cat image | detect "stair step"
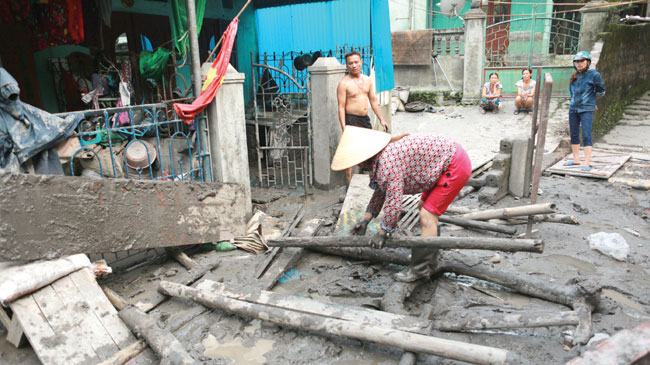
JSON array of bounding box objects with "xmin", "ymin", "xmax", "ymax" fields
[
  {"xmin": 622, "ymin": 113, "xmax": 650, "ymax": 120},
  {"xmin": 624, "ymin": 109, "xmax": 650, "ymax": 116}
]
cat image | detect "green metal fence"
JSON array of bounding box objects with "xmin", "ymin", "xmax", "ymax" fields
[{"xmin": 484, "ymin": 9, "xmax": 582, "ymax": 96}]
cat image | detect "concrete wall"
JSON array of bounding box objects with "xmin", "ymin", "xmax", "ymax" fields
[
  {"xmin": 593, "ymin": 23, "xmax": 650, "ymax": 138},
  {"xmin": 393, "ymin": 56, "xmax": 464, "ymax": 91},
  {"xmin": 389, "ymin": 0, "xmax": 429, "ymax": 31}
]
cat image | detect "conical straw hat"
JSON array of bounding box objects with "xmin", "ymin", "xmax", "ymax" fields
[{"xmin": 331, "ymin": 126, "xmax": 391, "ymax": 171}]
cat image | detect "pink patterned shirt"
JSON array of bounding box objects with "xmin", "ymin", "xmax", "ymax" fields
[{"xmin": 367, "ymin": 134, "xmax": 457, "ymax": 233}]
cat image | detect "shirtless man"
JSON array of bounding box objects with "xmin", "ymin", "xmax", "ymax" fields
[{"xmin": 337, "ymin": 51, "xmax": 388, "ymax": 185}]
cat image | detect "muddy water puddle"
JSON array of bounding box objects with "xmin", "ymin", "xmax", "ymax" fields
[
  {"xmin": 540, "ymin": 254, "xmax": 598, "ymax": 275},
  {"xmin": 202, "ymin": 333, "xmax": 275, "ymax": 364},
  {"xmin": 602, "ymin": 289, "xmax": 649, "ymax": 315}
]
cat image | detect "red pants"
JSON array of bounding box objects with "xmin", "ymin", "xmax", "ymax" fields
[{"xmin": 421, "ymin": 143, "xmax": 472, "ymax": 216}]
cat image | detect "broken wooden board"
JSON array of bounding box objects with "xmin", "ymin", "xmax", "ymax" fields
[
  {"xmin": 607, "ymin": 160, "xmax": 650, "ymax": 190},
  {"xmin": 0, "ymin": 173, "xmax": 248, "ymax": 261},
  {"xmin": 9, "ymin": 268, "xmax": 137, "ymax": 364},
  {"xmin": 196, "ymin": 280, "xmax": 432, "ymax": 335},
  {"xmin": 334, "ymin": 174, "xmax": 385, "ymax": 235},
  {"xmin": 255, "ymin": 247, "xmax": 304, "ymax": 291},
  {"xmin": 546, "ymin": 150, "xmax": 630, "ymax": 179},
  {"xmin": 255, "ymin": 218, "xmax": 319, "ymax": 291}
]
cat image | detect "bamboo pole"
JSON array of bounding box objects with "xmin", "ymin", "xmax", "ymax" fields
[
  {"xmin": 119, "ymin": 305, "xmax": 198, "ymax": 365},
  {"xmin": 438, "ymin": 215, "xmax": 517, "ymax": 235},
  {"xmin": 456, "ymin": 203, "xmax": 556, "ymax": 221},
  {"xmin": 573, "ymin": 300, "xmax": 595, "ymax": 345},
  {"xmin": 203, "ymin": 0, "xmax": 252, "ymax": 63},
  {"xmin": 309, "ymin": 247, "xmax": 411, "ymax": 266},
  {"xmin": 489, "ymin": 214, "xmax": 579, "ymax": 226},
  {"xmin": 269, "ymin": 236, "xmax": 544, "ymax": 253},
  {"xmin": 435, "ymin": 310, "xmax": 580, "ymax": 331},
  {"xmin": 97, "ymin": 340, "xmax": 147, "ymax": 365},
  {"xmin": 526, "ymin": 74, "xmax": 553, "ymax": 237},
  {"xmin": 158, "ymin": 281, "xmax": 517, "ymax": 364},
  {"xmin": 167, "ymin": 248, "xmax": 197, "ymax": 270},
  {"xmin": 102, "ymin": 287, "xmax": 128, "ymax": 311},
  {"xmin": 444, "ymin": 206, "xmax": 474, "ymax": 214},
  {"xmin": 435, "ymin": 256, "xmax": 600, "ymax": 307}
]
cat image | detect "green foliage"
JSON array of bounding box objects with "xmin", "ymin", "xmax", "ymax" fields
[
  {"xmin": 593, "ymin": 23, "xmax": 650, "ymax": 138},
  {"xmin": 407, "ymin": 90, "xmax": 464, "ymax": 106}
]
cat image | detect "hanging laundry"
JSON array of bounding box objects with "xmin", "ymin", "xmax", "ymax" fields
[
  {"xmin": 139, "ymin": 47, "xmax": 172, "ymax": 80},
  {"xmin": 118, "ymin": 61, "xmax": 133, "ymax": 107},
  {"xmin": 1, "ymin": 0, "xmax": 84, "ymax": 51},
  {"xmin": 173, "ymin": 18, "xmax": 238, "ymax": 123},
  {"xmin": 0, "ymin": 68, "xmax": 82, "ymax": 173}
]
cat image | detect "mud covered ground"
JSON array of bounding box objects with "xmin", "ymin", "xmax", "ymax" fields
[{"xmin": 1, "ymin": 99, "xmax": 649, "ymax": 364}]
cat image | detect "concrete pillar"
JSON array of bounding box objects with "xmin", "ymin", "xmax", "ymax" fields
[
  {"xmin": 508, "ymin": 137, "xmax": 533, "ymax": 198},
  {"xmin": 203, "ymin": 62, "xmax": 252, "ymax": 216},
  {"xmin": 462, "ymin": 1, "xmax": 486, "ymax": 103},
  {"xmin": 308, "ymin": 57, "xmax": 347, "ymax": 189},
  {"xmin": 579, "ymin": 2, "xmax": 609, "ymax": 54}
]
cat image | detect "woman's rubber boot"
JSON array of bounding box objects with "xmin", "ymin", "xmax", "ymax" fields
[{"xmin": 393, "ymin": 248, "xmax": 439, "ymax": 282}]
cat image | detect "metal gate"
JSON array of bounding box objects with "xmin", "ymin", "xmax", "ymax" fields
[
  {"xmin": 251, "ymin": 55, "xmax": 312, "ymax": 189},
  {"xmin": 56, "ymin": 102, "xmax": 211, "ymax": 271},
  {"xmin": 484, "ymin": 10, "xmax": 582, "ymax": 96}
]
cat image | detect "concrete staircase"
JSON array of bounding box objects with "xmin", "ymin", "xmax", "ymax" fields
[{"xmin": 600, "ymin": 91, "xmax": 650, "ymax": 152}]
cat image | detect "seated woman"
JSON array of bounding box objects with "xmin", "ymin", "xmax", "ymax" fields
[
  {"xmin": 514, "ymin": 68, "xmax": 536, "ymax": 114},
  {"xmin": 480, "ymin": 73, "xmax": 502, "ymax": 114}
]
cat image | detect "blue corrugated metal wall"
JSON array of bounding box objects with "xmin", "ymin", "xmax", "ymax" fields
[{"xmin": 255, "ymin": 0, "xmax": 394, "ymax": 91}]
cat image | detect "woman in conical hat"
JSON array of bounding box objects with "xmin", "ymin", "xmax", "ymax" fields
[{"xmin": 331, "ymin": 126, "xmax": 472, "ymax": 282}]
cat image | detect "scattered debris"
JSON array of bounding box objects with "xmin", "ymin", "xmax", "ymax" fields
[
  {"xmin": 588, "ymin": 232, "xmax": 629, "ymax": 261},
  {"xmin": 567, "ymin": 320, "xmax": 650, "ymax": 364},
  {"xmin": 489, "ymin": 253, "xmax": 502, "ymax": 264}
]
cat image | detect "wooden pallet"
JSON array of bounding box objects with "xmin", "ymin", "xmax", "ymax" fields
[
  {"xmin": 1, "ymin": 268, "xmax": 137, "ymax": 364},
  {"xmin": 546, "ymin": 149, "xmax": 630, "ymax": 179}
]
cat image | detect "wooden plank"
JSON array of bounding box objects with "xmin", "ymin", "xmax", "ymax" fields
[
  {"xmin": 0, "ymin": 305, "xmax": 12, "ymax": 331},
  {"xmin": 334, "ymin": 174, "xmax": 385, "ymax": 236},
  {"xmin": 11, "ymin": 295, "xmax": 84, "ymax": 365},
  {"xmin": 50, "ymin": 275, "xmax": 120, "ymax": 360},
  {"xmin": 546, "ymin": 150, "xmax": 630, "ymax": 179},
  {"xmin": 196, "ymin": 280, "xmax": 431, "ymax": 334},
  {"xmin": 255, "ymin": 247, "xmax": 304, "ymax": 291},
  {"xmin": 256, "ymin": 217, "xmax": 318, "ymax": 291},
  {"xmin": 132, "ymin": 258, "xmax": 218, "ymax": 312},
  {"xmin": 68, "ymin": 268, "xmax": 136, "ymax": 348},
  {"xmin": 0, "ymin": 172, "xmax": 249, "ymax": 261},
  {"xmin": 1, "ymin": 306, "xmax": 26, "ymax": 347},
  {"xmin": 31, "ymin": 285, "xmax": 101, "ymax": 362}
]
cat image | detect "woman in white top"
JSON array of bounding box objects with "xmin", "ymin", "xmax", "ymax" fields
[
  {"xmin": 480, "ymin": 73, "xmax": 502, "ymax": 114},
  {"xmin": 514, "ymin": 69, "xmax": 536, "ymax": 114}
]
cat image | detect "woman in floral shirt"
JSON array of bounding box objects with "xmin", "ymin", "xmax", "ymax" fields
[{"xmin": 331, "ymin": 127, "xmax": 472, "ymax": 282}]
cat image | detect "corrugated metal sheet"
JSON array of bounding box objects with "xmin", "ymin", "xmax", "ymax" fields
[
  {"xmin": 255, "ymin": 0, "xmax": 394, "ymax": 91},
  {"xmin": 371, "ymin": 0, "xmax": 395, "ymax": 92}
]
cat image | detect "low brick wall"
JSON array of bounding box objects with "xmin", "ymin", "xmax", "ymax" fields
[{"xmin": 594, "ymin": 23, "xmax": 650, "ymax": 138}]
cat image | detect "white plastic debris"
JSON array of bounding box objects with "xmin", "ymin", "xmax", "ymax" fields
[
  {"xmin": 586, "ymin": 332, "xmax": 610, "ymax": 347},
  {"xmin": 588, "ymin": 232, "xmax": 629, "ymax": 261}
]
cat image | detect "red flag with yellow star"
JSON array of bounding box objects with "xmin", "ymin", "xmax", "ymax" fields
[{"xmin": 174, "ymin": 18, "xmax": 238, "ymax": 123}]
